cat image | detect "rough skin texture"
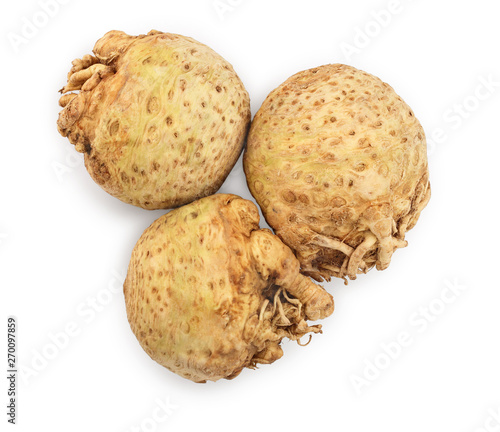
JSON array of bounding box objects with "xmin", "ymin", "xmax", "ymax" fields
[
  {"xmin": 124, "ymin": 194, "xmax": 334, "ymax": 383},
  {"xmin": 57, "ymin": 30, "xmax": 251, "ymax": 209},
  {"xmin": 244, "ymin": 64, "xmax": 431, "ymax": 282}
]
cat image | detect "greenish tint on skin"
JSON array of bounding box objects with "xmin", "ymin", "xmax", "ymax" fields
[
  {"xmin": 244, "ymin": 64, "xmax": 430, "ymax": 282},
  {"xmin": 58, "ymin": 30, "xmax": 251, "ymax": 209}
]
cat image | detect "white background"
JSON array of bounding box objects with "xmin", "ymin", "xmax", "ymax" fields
[{"xmin": 1, "ymin": 0, "xmax": 500, "ymax": 431}]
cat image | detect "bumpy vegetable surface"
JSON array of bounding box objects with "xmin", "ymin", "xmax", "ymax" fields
[
  {"xmin": 124, "ymin": 194, "xmax": 333, "ymax": 383},
  {"xmin": 57, "ymin": 30, "xmax": 251, "ymax": 209},
  {"xmin": 244, "ymin": 64, "xmax": 430, "ymax": 282}
]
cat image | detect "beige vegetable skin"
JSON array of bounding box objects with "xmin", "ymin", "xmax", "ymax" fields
[
  {"xmin": 124, "ymin": 194, "xmax": 333, "ymax": 383},
  {"xmin": 244, "ymin": 64, "xmax": 430, "ymax": 282},
  {"xmin": 57, "ymin": 30, "xmax": 251, "ymax": 209}
]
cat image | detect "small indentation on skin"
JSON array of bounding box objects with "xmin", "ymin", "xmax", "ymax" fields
[
  {"xmin": 331, "ymin": 196, "xmax": 346, "ymax": 207},
  {"xmin": 298, "ymin": 194, "xmax": 309, "ymax": 204},
  {"xmin": 180, "ymin": 322, "xmax": 190, "ymax": 334},
  {"xmin": 282, "ymin": 190, "xmax": 296, "ymax": 203},
  {"xmin": 147, "ymin": 97, "xmax": 159, "ymax": 114},
  {"xmin": 323, "ymin": 153, "xmax": 336, "ymax": 161},
  {"xmin": 330, "ymin": 138, "xmax": 342, "ymax": 146},
  {"xmin": 253, "ymin": 180, "xmax": 263, "ymax": 192},
  {"xmin": 354, "ymin": 162, "xmax": 366, "ymax": 172},
  {"xmin": 109, "ymin": 120, "xmax": 119, "ymax": 135}
]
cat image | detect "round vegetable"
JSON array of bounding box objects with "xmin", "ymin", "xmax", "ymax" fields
[
  {"xmin": 124, "ymin": 194, "xmax": 333, "ymax": 383},
  {"xmin": 57, "ymin": 30, "xmax": 251, "ymax": 209},
  {"xmin": 244, "ymin": 64, "xmax": 430, "ymax": 282}
]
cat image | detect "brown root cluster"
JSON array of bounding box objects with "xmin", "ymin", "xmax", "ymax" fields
[{"xmin": 298, "ymin": 172, "xmax": 431, "ymax": 283}]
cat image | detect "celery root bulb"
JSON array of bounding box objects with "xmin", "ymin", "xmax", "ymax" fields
[
  {"xmin": 244, "ymin": 64, "xmax": 430, "ymax": 282},
  {"xmin": 124, "ymin": 194, "xmax": 333, "ymax": 383},
  {"xmin": 57, "ymin": 30, "xmax": 250, "ymax": 209}
]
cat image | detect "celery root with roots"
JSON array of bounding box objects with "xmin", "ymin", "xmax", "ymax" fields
[
  {"xmin": 124, "ymin": 194, "xmax": 334, "ymax": 383},
  {"xmin": 244, "ymin": 64, "xmax": 431, "ymax": 282},
  {"xmin": 57, "ymin": 30, "xmax": 251, "ymax": 209}
]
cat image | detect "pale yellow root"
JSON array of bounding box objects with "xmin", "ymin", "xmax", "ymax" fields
[
  {"xmin": 274, "ymin": 288, "xmax": 291, "ymax": 326},
  {"xmin": 81, "ymin": 67, "xmax": 114, "ymax": 92},
  {"xmin": 397, "ymin": 214, "xmax": 412, "ymax": 239},
  {"xmin": 303, "ymin": 226, "xmax": 408, "ymax": 281},
  {"xmin": 258, "ymin": 299, "xmax": 270, "ymax": 322},
  {"xmin": 310, "ymin": 233, "xmax": 356, "ymax": 258},
  {"xmin": 256, "ymin": 290, "xmax": 322, "ymax": 351},
  {"xmin": 60, "ymin": 63, "xmax": 110, "ymax": 93},
  {"xmin": 307, "ymin": 230, "xmax": 373, "ymax": 281},
  {"xmin": 282, "ymin": 288, "xmax": 302, "ymax": 317},
  {"xmin": 376, "ymin": 236, "xmax": 408, "ymax": 270},
  {"xmin": 58, "ymin": 93, "xmax": 77, "ymax": 107},
  {"xmin": 67, "ymin": 54, "xmax": 99, "ymax": 80},
  {"xmin": 346, "ymin": 233, "xmax": 378, "ymax": 279}
]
